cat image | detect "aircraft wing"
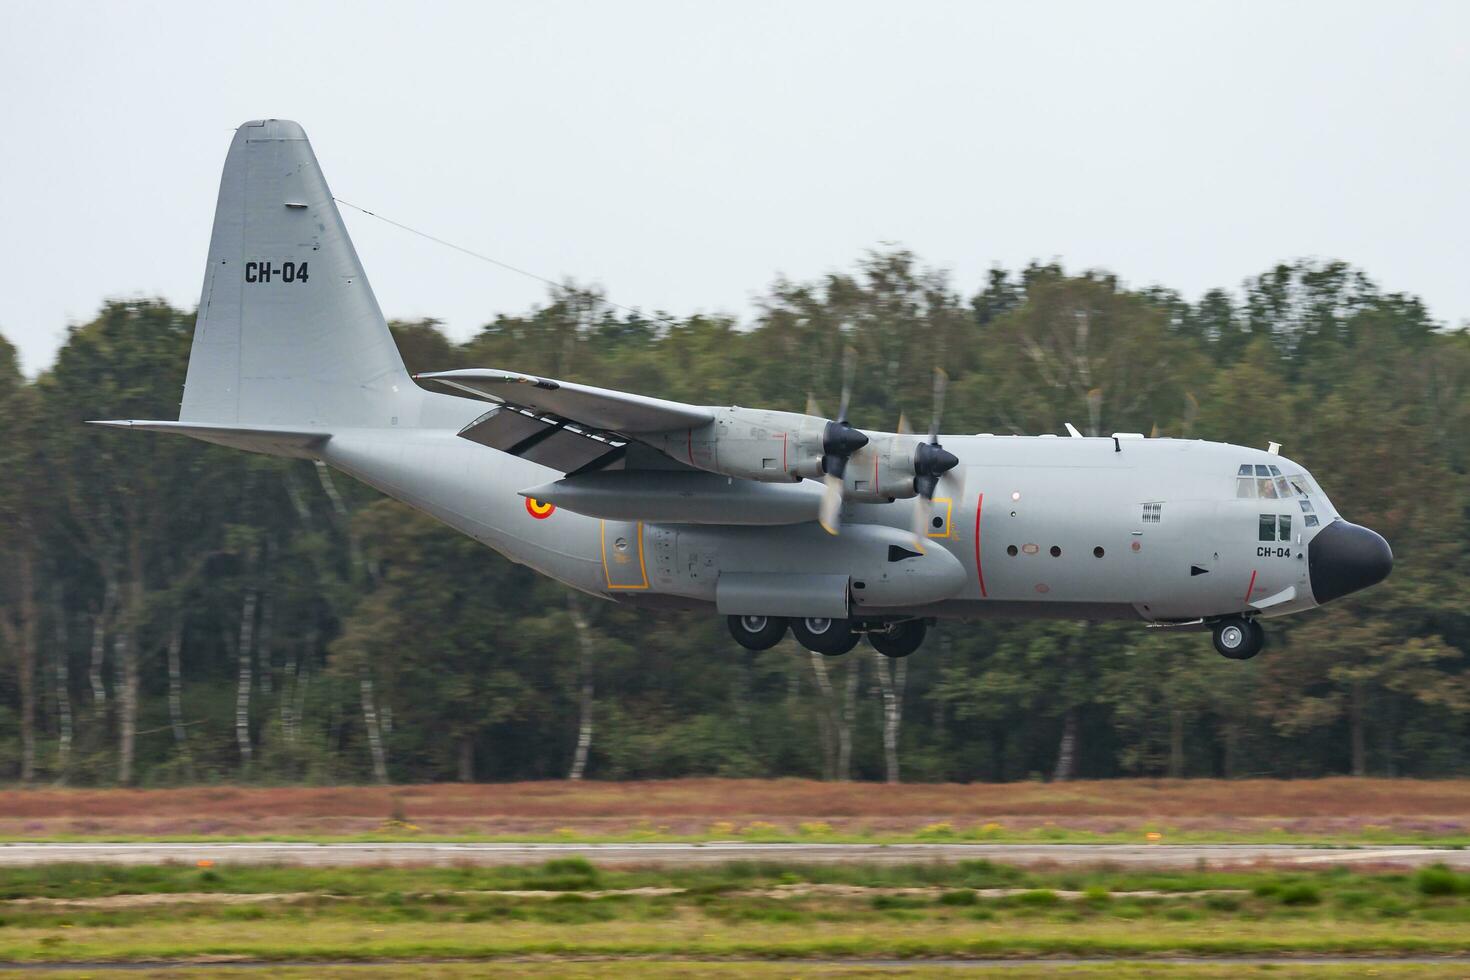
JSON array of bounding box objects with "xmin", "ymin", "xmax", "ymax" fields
[
  {"xmin": 419, "ymin": 368, "xmax": 711, "ymax": 476},
  {"xmin": 416, "ymin": 369, "xmax": 712, "ymax": 433}
]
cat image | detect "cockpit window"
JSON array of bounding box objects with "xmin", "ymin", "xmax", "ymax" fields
[
  {"xmin": 1236, "ymin": 464, "xmax": 1255, "ymax": 498},
  {"xmin": 1255, "ymin": 464, "xmax": 1278, "ymax": 498},
  {"xmin": 1235, "ymin": 465, "xmax": 1320, "ymax": 508}
]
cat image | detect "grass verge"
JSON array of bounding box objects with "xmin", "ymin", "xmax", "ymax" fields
[{"xmin": 0, "ymin": 860, "xmax": 1466, "ymax": 963}]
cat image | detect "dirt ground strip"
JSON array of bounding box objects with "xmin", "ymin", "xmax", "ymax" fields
[
  {"xmin": 1, "ymin": 778, "xmax": 1468, "ymax": 839},
  {"xmin": 2, "ymin": 885, "xmax": 1252, "ymax": 909}
]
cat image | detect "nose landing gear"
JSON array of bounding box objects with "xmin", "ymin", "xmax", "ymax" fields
[{"xmin": 1212, "ymin": 616, "xmax": 1265, "ymax": 660}]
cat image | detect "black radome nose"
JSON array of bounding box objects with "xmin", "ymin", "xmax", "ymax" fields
[{"xmin": 1308, "ymin": 520, "xmax": 1393, "ymax": 604}]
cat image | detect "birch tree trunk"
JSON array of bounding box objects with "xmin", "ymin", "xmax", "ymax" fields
[
  {"xmin": 1, "ymin": 548, "xmax": 38, "ymax": 783},
  {"xmin": 88, "ymin": 579, "xmax": 116, "ymax": 708},
  {"xmin": 1168, "ymin": 708, "xmax": 1184, "ymax": 778},
  {"xmin": 115, "ymin": 536, "xmax": 143, "ymax": 786},
  {"xmin": 165, "ymin": 611, "xmax": 191, "ymax": 779},
  {"xmin": 1351, "ymin": 680, "xmax": 1367, "ymax": 777},
  {"xmin": 838, "ymin": 658, "xmax": 858, "ymax": 781},
  {"xmin": 871, "ymin": 651, "xmax": 906, "ymax": 785},
  {"xmin": 235, "ymin": 589, "xmax": 258, "ymax": 769},
  {"xmin": 458, "ymin": 736, "xmax": 474, "ymax": 782},
  {"xmin": 1052, "ymin": 708, "xmax": 1079, "ymax": 782},
  {"xmin": 360, "ymin": 673, "xmax": 389, "ymax": 784},
  {"xmin": 256, "ymin": 593, "xmax": 273, "ymax": 699},
  {"xmin": 566, "ymin": 593, "xmax": 595, "ymax": 781},
  {"xmin": 808, "ymin": 652, "xmax": 838, "ymax": 780},
  {"xmin": 52, "ymin": 584, "xmax": 72, "ymax": 779}
]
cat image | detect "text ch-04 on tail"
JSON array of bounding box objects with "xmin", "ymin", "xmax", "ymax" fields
[{"xmin": 96, "ymin": 120, "xmax": 1393, "ymax": 661}]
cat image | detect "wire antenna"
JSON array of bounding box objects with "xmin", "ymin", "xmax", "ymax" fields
[{"xmin": 333, "ymin": 197, "xmax": 680, "ymax": 329}]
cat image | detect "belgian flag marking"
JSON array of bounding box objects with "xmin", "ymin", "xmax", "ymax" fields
[{"xmin": 525, "ymin": 497, "xmax": 556, "ymax": 520}]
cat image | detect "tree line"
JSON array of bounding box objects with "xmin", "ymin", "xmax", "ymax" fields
[{"xmin": 1, "ymin": 254, "xmax": 1467, "ymax": 785}]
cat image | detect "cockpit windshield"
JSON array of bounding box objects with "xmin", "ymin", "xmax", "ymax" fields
[{"xmin": 1235, "ymin": 463, "xmax": 1322, "ymax": 526}]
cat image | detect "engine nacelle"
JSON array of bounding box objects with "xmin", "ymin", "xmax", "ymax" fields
[{"xmin": 645, "ymin": 408, "xmax": 920, "ymax": 501}]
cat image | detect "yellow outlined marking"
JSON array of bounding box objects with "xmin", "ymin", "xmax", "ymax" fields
[
  {"xmin": 927, "ymin": 497, "xmax": 954, "ymax": 538},
  {"xmin": 600, "ymin": 520, "xmax": 650, "ymax": 590}
]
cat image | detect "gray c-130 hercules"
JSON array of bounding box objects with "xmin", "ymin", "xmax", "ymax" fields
[{"xmin": 97, "ymin": 120, "xmax": 1393, "ymax": 661}]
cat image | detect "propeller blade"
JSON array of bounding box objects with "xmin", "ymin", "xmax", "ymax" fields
[
  {"xmin": 819, "ymin": 473, "xmax": 844, "ymax": 535},
  {"xmin": 836, "ymin": 346, "xmax": 858, "ymax": 423},
  {"xmin": 896, "ymin": 412, "xmax": 911, "ymax": 436},
  {"xmin": 928, "ymin": 368, "xmax": 948, "ymax": 442},
  {"xmin": 806, "ymin": 392, "xmax": 823, "ymax": 418},
  {"xmin": 910, "ymin": 495, "xmax": 931, "ymax": 553}
]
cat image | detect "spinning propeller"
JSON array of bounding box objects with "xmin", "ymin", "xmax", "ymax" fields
[
  {"xmin": 817, "ymin": 347, "xmax": 868, "ymax": 534},
  {"xmin": 910, "ymin": 368, "xmax": 959, "ymax": 550}
]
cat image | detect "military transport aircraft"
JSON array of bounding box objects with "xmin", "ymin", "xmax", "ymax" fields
[{"xmin": 97, "ymin": 120, "xmax": 1393, "ymax": 661}]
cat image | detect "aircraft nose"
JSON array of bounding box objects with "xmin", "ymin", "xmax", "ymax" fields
[{"xmin": 1308, "ymin": 520, "xmax": 1393, "ymax": 604}]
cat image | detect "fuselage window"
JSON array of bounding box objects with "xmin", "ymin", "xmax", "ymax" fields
[
  {"xmin": 1258, "ymin": 514, "xmax": 1276, "ymax": 541},
  {"xmin": 1279, "ymin": 514, "xmax": 1292, "ymax": 540}
]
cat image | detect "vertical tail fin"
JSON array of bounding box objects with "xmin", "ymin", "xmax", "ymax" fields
[{"xmin": 181, "ymin": 119, "xmax": 411, "ymax": 428}]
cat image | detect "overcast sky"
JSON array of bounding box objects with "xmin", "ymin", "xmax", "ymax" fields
[{"xmin": 2, "ymin": 1, "xmax": 1466, "ymax": 375}]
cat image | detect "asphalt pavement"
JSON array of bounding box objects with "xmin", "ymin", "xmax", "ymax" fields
[{"xmin": 0, "ymin": 841, "xmax": 1464, "ymax": 867}]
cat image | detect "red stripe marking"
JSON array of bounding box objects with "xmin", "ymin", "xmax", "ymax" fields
[
  {"xmin": 974, "ymin": 492, "xmax": 988, "ymax": 598},
  {"xmin": 1243, "ymin": 568, "xmax": 1257, "ymax": 606}
]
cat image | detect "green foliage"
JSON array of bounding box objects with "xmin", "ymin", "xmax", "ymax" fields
[
  {"xmin": 1415, "ymin": 865, "xmax": 1469, "ymax": 897},
  {"xmin": 1, "ymin": 255, "xmax": 1468, "ymax": 786}
]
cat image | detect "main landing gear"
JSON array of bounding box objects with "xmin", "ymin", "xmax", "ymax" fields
[
  {"xmin": 726, "ymin": 615, "xmax": 927, "ymax": 658},
  {"xmin": 1212, "ymin": 616, "xmax": 1265, "ymax": 660}
]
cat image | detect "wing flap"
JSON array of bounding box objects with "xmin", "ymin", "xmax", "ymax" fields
[
  {"xmin": 457, "ymin": 406, "xmax": 627, "ymax": 476},
  {"xmin": 418, "ymin": 369, "xmax": 712, "ymax": 434}
]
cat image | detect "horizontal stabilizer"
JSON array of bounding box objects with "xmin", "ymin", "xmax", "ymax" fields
[
  {"xmin": 418, "ymin": 369, "xmax": 713, "ymax": 434},
  {"xmin": 88, "ymin": 420, "xmax": 328, "ymax": 459}
]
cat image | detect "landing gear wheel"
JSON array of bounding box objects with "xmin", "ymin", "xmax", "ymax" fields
[
  {"xmin": 726, "ymin": 614, "xmax": 789, "ymax": 651},
  {"xmin": 1213, "ymin": 617, "xmax": 1265, "ymax": 660},
  {"xmin": 791, "ymin": 616, "xmax": 860, "ymax": 656},
  {"xmin": 867, "ymin": 619, "xmax": 926, "ymax": 658}
]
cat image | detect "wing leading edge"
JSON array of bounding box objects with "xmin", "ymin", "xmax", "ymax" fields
[{"xmin": 417, "ymin": 369, "xmax": 713, "ymax": 433}]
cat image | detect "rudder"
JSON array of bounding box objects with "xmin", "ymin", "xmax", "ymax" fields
[{"xmin": 181, "ymin": 119, "xmax": 411, "ymax": 428}]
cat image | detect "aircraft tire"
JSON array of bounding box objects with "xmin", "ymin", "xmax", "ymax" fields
[
  {"xmin": 727, "ymin": 614, "xmax": 789, "ymax": 651},
  {"xmin": 867, "ymin": 619, "xmax": 926, "ymax": 658},
  {"xmin": 792, "ymin": 616, "xmax": 860, "ymax": 656},
  {"xmin": 1213, "ymin": 617, "xmax": 1264, "ymax": 660}
]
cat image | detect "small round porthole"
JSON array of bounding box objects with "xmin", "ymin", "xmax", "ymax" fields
[
  {"xmin": 1049, "ymin": 546, "xmax": 1061, "ymax": 557},
  {"xmin": 1093, "ymin": 546, "xmax": 1105, "ymax": 558},
  {"xmin": 614, "ymin": 537, "xmax": 629, "ymax": 552},
  {"xmin": 931, "ymin": 516, "xmax": 944, "ymax": 529},
  {"xmin": 1007, "ymin": 545, "xmax": 1018, "ymax": 557}
]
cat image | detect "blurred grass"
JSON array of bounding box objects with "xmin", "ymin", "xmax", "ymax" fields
[
  {"xmin": 0, "ymin": 860, "xmax": 1468, "ymax": 963},
  {"xmin": 16, "ymin": 966, "xmax": 1470, "ymax": 979}
]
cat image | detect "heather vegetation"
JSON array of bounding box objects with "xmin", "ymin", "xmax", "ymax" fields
[{"xmin": 1, "ymin": 254, "xmax": 1467, "ymax": 786}]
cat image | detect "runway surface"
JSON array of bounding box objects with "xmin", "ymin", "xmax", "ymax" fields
[{"xmin": 1, "ymin": 841, "xmax": 1466, "ymax": 868}]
